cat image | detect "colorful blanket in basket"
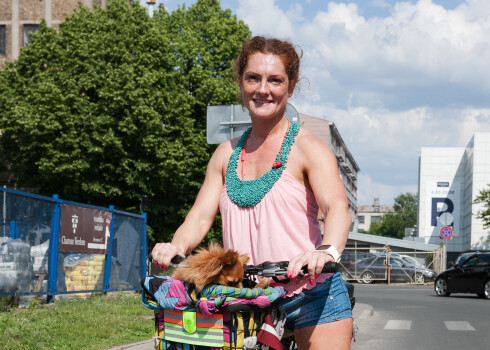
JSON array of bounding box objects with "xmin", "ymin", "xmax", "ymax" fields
[{"xmin": 141, "ymin": 276, "xmax": 286, "ymax": 315}]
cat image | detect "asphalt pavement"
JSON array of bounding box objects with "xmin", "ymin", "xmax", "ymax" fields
[{"xmin": 106, "ymin": 302, "xmax": 374, "ymax": 350}]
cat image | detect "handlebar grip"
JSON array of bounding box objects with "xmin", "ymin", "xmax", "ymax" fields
[
  {"xmin": 170, "ymin": 255, "xmax": 184, "ymax": 265},
  {"xmin": 301, "ymin": 262, "xmax": 338, "ymax": 274},
  {"xmin": 321, "ymin": 262, "xmax": 339, "ymax": 273}
]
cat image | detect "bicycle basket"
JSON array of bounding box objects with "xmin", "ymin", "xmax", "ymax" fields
[
  {"xmin": 154, "ymin": 306, "xmax": 275, "ymax": 350},
  {"xmin": 142, "ymin": 275, "xmax": 287, "ymax": 350}
]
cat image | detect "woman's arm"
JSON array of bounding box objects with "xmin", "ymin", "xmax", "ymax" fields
[
  {"xmin": 288, "ymin": 131, "xmax": 352, "ymax": 280},
  {"xmin": 151, "ymin": 141, "xmax": 231, "ymax": 268}
]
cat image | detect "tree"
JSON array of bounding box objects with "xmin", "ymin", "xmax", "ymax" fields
[
  {"xmin": 0, "ymin": 0, "xmax": 250, "ymax": 243},
  {"xmin": 474, "ymin": 185, "xmax": 490, "ymax": 229},
  {"xmin": 368, "ymin": 193, "xmax": 418, "ymax": 239}
]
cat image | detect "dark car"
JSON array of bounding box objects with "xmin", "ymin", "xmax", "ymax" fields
[
  {"xmin": 339, "ymin": 251, "xmax": 375, "ymax": 266},
  {"xmin": 347, "ymin": 255, "xmax": 436, "ymax": 284},
  {"xmin": 338, "ymin": 251, "xmax": 376, "ymax": 280},
  {"xmin": 434, "ymin": 252, "xmax": 490, "ymax": 299}
]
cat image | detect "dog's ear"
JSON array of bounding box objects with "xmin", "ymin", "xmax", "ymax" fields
[
  {"xmin": 238, "ymin": 254, "xmax": 250, "ymax": 266},
  {"xmin": 220, "ymin": 250, "xmax": 240, "ymax": 266}
]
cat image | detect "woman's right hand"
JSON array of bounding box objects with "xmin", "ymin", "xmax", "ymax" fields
[{"xmin": 151, "ymin": 242, "xmax": 185, "ymax": 269}]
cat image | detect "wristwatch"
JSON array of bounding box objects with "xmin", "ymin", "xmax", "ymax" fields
[{"xmin": 315, "ymin": 244, "xmax": 341, "ymax": 262}]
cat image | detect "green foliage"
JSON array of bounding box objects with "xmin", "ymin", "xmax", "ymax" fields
[
  {"xmin": 474, "ymin": 184, "xmax": 490, "ymax": 230},
  {"xmin": 0, "ymin": 296, "xmax": 15, "ymax": 312},
  {"xmin": 367, "ymin": 221, "xmax": 383, "ymax": 236},
  {"xmin": 368, "ymin": 193, "xmax": 418, "ymax": 239},
  {"xmin": 0, "ymin": 0, "xmax": 251, "ymax": 244}
]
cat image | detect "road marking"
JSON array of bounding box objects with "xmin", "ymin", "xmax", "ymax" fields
[
  {"xmin": 384, "ymin": 320, "xmax": 412, "ymax": 330},
  {"xmin": 444, "ymin": 321, "xmax": 476, "ymax": 331}
]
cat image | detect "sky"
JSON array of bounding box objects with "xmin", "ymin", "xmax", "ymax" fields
[{"xmin": 140, "ymin": 0, "xmax": 490, "ymax": 205}]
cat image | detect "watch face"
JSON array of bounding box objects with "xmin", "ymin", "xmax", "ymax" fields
[{"xmin": 316, "ymin": 245, "xmax": 331, "ymax": 250}]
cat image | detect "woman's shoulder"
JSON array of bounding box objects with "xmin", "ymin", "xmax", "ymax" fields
[
  {"xmin": 214, "ymin": 137, "xmax": 239, "ymax": 156},
  {"xmin": 294, "ymin": 127, "xmax": 331, "ymax": 154},
  {"xmin": 209, "ymin": 137, "xmax": 239, "ymax": 172}
]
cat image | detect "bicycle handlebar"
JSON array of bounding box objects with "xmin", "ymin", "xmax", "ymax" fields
[
  {"xmin": 244, "ymin": 261, "xmax": 338, "ymax": 277},
  {"xmin": 170, "ymin": 256, "xmax": 338, "ymax": 276}
]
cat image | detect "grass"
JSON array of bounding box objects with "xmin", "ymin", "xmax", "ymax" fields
[{"xmin": 0, "ymin": 292, "xmax": 155, "ymax": 350}]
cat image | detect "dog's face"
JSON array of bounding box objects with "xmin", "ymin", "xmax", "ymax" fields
[{"xmin": 216, "ymin": 253, "xmax": 249, "ymax": 288}]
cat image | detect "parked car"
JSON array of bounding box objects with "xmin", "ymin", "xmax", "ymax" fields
[
  {"xmin": 339, "ymin": 251, "xmax": 375, "ymax": 266},
  {"xmin": 348, "ymin": 255, "xmax": 436, "ymax": 284},
  {"xmin": 434, "ymin": 252, "xmax": 490, "ymax": 299},
  {"xmin": 400, "ymin": 255, "xmax": 427, "ymax": 269},
  {"xmin": 338, "ymin": 251, "xmax": 375, "ymax": 281}
]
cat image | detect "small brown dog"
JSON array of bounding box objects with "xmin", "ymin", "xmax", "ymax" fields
[{"xmin": 172, "ymin": 242, "xmax": 268, "ymax": 291}]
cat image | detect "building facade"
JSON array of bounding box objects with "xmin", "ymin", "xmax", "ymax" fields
[
  {"xmin": 298, "ymin": 113, "xmax": 360, "ymax": 218},
  {"xmin": 418, "ymin": 133, "xmax": 490, "ymax": 260},
  {"xmin": 356, "ymin": 198, "xmax": 394, "ymax": 232},
  {"xmin": 0, "ymin": 0, "xmax": 108, "ymax": 67}
]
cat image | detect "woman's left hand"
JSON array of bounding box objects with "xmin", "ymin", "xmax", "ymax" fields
[{"xmin": 287, "ymin": 251, "xmax": 335, "ymax": 284}]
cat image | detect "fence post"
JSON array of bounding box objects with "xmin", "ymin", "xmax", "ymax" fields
[
  {"xmin": 141, "ymin": 212, "xmax": 147, "ymax": 279},
  {"xmin": 47, "ymin": 195, "xmax": 61, "ymax": 303},
  {"xmin": 103, "ymin": 205, "xmax": 115, "ymax": 292},
  {"xmin": 9, "ymin": 220, "xmax": 17, "ymax": 239}
]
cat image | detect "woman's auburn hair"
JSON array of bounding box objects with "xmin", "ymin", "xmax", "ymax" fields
[{"xmin": 234, "ymin": 36, "xmax": 302, "ymax": 93}]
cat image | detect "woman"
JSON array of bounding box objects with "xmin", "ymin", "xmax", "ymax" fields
[{"xmin": 152, "ymin": 36, "xmax": 353, "ymax": 349}]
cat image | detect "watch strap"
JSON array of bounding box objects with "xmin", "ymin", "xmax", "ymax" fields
[{"xmin": 315, "ymin": 244, "xmax": 341, "ymax": 262}]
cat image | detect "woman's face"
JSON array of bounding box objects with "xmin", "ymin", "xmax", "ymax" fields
[{"xmin": 240, "ymin": 52, "xmax": 291, "ymax": 121}]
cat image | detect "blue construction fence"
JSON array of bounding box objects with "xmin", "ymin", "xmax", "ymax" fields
[{"xmin": 0, "ymin": 187, "xmax": 147, "ymax": 300}]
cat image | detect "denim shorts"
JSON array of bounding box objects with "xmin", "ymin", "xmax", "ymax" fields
[{"xmin": 279, "ymin": 272, "xmax": 352, "ymax": 331}]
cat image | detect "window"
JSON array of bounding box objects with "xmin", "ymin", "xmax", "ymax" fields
[
  {"xmin": 358, "ymin": 215, "xmax": 365, "ymax": 224},
  {"xmin": 0, "ymin": 25, "xmax": 6, "ymax": 56},
  {"xmin": 462, "ymin": 257, "xmax": 477, "ymax": 268},
  {"xmin": 24, "ymin": 24, "xmax": 40, "ymax": 46},
  {"xmin": 371, "ymin": 216, "xmax": 381, "ymax": 223},
  {"xmin": 390, "ymin": 258, "xmax": 403, "ymax": 267},
  {"xmin": 476, "ymin": 254, "xmax": 490, "ymax": 266}
]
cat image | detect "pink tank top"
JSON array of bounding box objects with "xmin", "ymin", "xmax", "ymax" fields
[{"xmin": 220, "ymin": 171, "xmax": 332, "ymax": 296}]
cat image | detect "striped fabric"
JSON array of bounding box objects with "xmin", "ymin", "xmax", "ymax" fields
[
  {"xmin": 223, "ymin": 310, "xmax": 264, "ymax": 349},
  {"xmin": 164, "ymin": 310, "xmax": 224, "ymax": 347}
]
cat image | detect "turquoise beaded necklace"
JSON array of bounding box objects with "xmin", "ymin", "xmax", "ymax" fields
[{"xmin": 226, "ymin": 121, "xmax": 300, "ymax": 208}]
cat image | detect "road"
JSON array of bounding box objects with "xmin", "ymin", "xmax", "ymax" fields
[{"xmin": 352, "ymin": 283, "xmax": 490, "ymax": 350}]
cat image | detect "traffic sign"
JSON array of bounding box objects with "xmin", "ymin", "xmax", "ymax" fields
[
  {"xmin": 206, "ymin": 103, "xmax": 299, "ymax": 144},
  {"xmin": 440, "ymin": 226, "xmax": 453, "ymax": 239}
]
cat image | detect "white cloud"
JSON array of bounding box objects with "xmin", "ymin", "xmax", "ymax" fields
[
  {"xmin": 234, "ymin": 0, "xmax": 490, "ymax": 110},
  {"xmin": 292, "ymin": 101, "xmax": 490, "ymax": 203},
  {"xmin": 371, "ymin": 0, "xmax": 391, "ymax": 9},
  {"xmin": 235, "ymin": 0, "xmax": 295, "ymax": 38},
  {"xmin": 357, "ymin": 173, "xmax": 418, "ymax": 205}
]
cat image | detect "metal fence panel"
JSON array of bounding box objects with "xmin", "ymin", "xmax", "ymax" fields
[
  {"xmin": 0, "ymin": 187, "xmax": 146, "ymax": 299},
  {"xmin": 338, "ymin": 246, "xmax": 443, "ymax": 285}
]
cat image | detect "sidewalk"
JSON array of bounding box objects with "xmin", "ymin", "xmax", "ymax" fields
[{"xmin": 107, "ymin": 303, "xmax": 374, "ymax": 350}]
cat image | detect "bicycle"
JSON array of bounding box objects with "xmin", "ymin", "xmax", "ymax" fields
[{"xmin": 142, "ymin": 258, "xmax": 355, "ymax": 350}]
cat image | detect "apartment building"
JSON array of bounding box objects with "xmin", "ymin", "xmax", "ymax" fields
[{"xmin": 0, "ymin": 0, "xmax": 109, "ymax": 67}]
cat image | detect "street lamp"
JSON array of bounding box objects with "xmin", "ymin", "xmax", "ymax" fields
[{"xmin": 146, "ymin": 0, "xmax": 156, "ymax": 17}]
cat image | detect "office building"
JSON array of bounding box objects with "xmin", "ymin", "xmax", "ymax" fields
[{"xmin": 418, "ymin": 133, "xmax": 490, "ymax": 260}]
